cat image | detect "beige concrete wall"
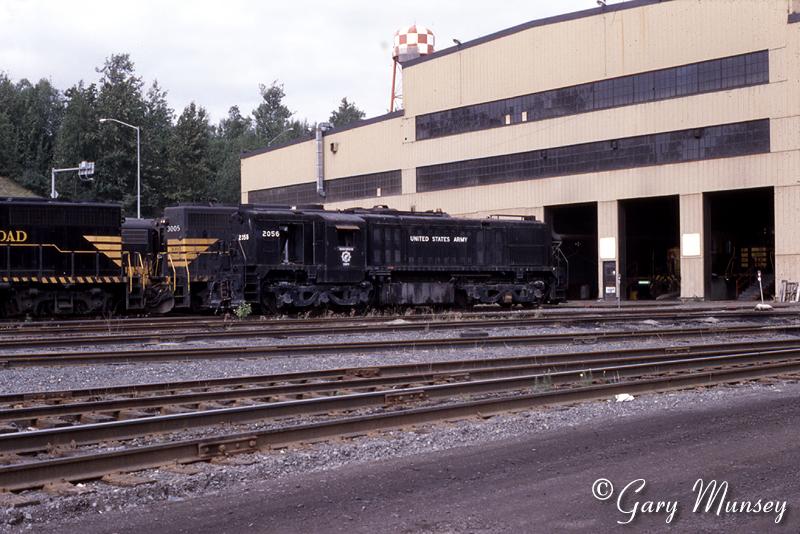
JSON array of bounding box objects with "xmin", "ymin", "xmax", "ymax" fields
[
  {"xmin": 775, "ymin": 185, "xmax": 800, "ymax": 290},
  {"xmin": 240, "ymin": 117, "xmax": 405, "ymax": 202},
  {"xmin": 243, "ymin": 2, "xmax": 794, "ymax": 201},
  {"xmin": 403, "ymin": 0, "xmax": 787, "ymax": 116},
  {"xmin": 324, "ymin": 151, "xmax": 799, "ymax": 214},
  {"xmin": 679, "ymin": 193, "xmax": 705, "ymax": 299},
  {"xmin": 597, "ymin": 201, "xmax": 619, "ymax": 300}
]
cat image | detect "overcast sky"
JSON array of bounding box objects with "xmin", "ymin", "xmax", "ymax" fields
[{"xmin": 1, "ymin": 0, "xmax": 608, "ymax": 125}]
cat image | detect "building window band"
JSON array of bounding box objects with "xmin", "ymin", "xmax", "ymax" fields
[
  {"xmin": 416, "ymin": 119, "xmax": 770, "ymax": 192},
  {"xmin": 249, "ymin": 170, "xmax": 402, "ymax": 205},
  {"xmin": 415, "ymin": 50, "xmax": 769, "ymax": 141}
]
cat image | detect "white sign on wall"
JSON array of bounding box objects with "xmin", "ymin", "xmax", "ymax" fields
[
  {"xmin": 682, "ymin": 233, "xmax": 702, "ymax": 257},
  {"xmin": 599, "ymin": 237, "xmax": 616, "ymax": 260}
]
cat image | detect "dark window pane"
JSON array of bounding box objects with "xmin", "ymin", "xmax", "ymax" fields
[
  {"xmin": 698, "ymin": 59, "xmax": 721, "ymax": 92},
  {"xmin": 675, "ymin": 64, "xmax": 698, "ymax": 95},
  {"xmin": 414, "ymin": 51, "xmax": 769, "ymax": 141},
  {"xmin": 746, "ymin": 50, "xmax": 769, "ymax": 84},
  {"xmin": 633, "ymin": 72, "xmax": 655, "ymax": 103},
  {"xmin": 653, "ymin": 68, "xmax": 676, "ymax": 99},
  {"xmin": 416, "ymin": 119, "xmax": 769, "ymax": 192},
  {"xmin": 720, "ymin": 55, "xmax": 746, "ymax": 88}
]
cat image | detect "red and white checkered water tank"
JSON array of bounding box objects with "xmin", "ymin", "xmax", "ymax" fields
[{"xmin": 393, "ymin": 25, "xmax": 435, "ymax": 63}]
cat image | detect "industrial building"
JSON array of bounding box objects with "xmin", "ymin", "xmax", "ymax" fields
[{"xmin": 240, "ymin": 0, "xmax": 800, "ymax": 301}]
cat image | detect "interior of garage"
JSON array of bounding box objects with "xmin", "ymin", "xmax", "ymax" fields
[
  {"xmin": 618, "ymin": 196, "xmax": 680, "ymax": 300},
  {"xmin": 705, "ymin": 187, "xmax": 775, "ymax": 301},
  {"xmin": 544, "ymin": 203, "xmax": 598, "ymax": 300}
]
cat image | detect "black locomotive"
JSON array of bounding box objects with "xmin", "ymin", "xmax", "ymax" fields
[{"xmin": 0, "ymin": 198, "xmax": 567, "ymax": 317}]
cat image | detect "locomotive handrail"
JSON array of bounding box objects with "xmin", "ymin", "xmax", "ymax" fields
[
  {"xmin": 137, "ymin": 252, "xmax": 147, "ymax": 289},
  {"xmin": 126, "ymin": 253, "xmax": 133, "ymax": 293},
  {"xmin": 167, "ymin": 254, "xmax": 177, "ymax": 292},
  {"xmin": 487, "ymin": 214, "xmax": 537, "ymax": 221}
]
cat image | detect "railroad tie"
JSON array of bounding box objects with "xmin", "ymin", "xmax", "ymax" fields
[
  {"xmin": 43, "ymin": 480, "xmax": 93, "ymax": 496},
  {"xmin": 101, "ymin": 473, "xmax": 155, "ymax": 488}
]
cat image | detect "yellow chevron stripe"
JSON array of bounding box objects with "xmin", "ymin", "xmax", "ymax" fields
[
  {"xmin": 168, "ymin": 238, "xmax": 218, "ymax": 246},
  {"xmin": 58, "ymin": 277, "xmax": 67, "ymax": 284},
  {"xmin": 83, "ymin": 235, "xmax": 124, "ymax": 267},
  {"xmin": 83, "ymin": 236, "xmax": 122, "ymax": 243}
]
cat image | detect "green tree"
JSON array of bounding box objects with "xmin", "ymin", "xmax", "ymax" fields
[
  {"xmin": 12, "ymin": 78, "xmax": 63, "ymax": 194},
  {"xmin": 140, "ymin": 81, "xmax": 175, "ymax": 214},
  {"xmin": 52, "ymin": 82, "xmax": 99, "ymax": 200},
  {"xmin": 95, "ymin": 53, "xmax": 146, "ymax": 214},
  {"xmin": 209, "ymin": 106, "xmax": 254, "ymax": 205},
  {"xmin": 328, "ymin": 97, "xmax": 365, "ymax": 128},
  {"xmin": 0, "ymin": 73, "xmax": 20, "ymax": 179},
  {"xmin": 168, "ymin": 102, "xmax": 213, "ymax": 204},
  {"xmin": 252, "ymin": 82, "xmax": 294, "ymax": 146}
]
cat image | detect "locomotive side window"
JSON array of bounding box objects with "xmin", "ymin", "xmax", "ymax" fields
[
  {"xmin": 337, "ymin": 228, "xmax": 357, "ymax": 248},
  {"xmin": 279, "ymin": 224, "xmax": 304, "ymax": 264}
]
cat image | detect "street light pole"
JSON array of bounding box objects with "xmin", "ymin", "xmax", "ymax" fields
[{"xmin": 99, "ymin": 118, "xmax": 141, "ymax": 219}]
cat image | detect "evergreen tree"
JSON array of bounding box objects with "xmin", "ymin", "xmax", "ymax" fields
[
  {"xmin": 209, "ymin": 106, "xmax": 254, "ymax": 205},
  {"xmin": 168, "ymin": 102, "xmax": 213, "ymax": 204},
  {"xmin": 95, "ymin": 53, "xmax": 146, "ymax": 214},
  {"xmin": 13, "ymin": 78, "xmax": 63, "ymax": 194},
  {"xmin": 52, "ymin": 82, "xmax": 99, "ymax": 200},
  {"xmin": 252, "ymin": 82, "xmax": 294, "ymax": 146},
  {"xmin": 0, "ymin": 73, "xmax": 20, "ymax": 179},
  {"xmin": 328, "ymin": 97, "xmax": 365, "ymax": 128},
  {"xmin": 141, "ymin": 81, "xmax": 175, "ymax": 214}
]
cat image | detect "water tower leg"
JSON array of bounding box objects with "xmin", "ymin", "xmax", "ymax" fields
[{"xmin": 390, "ymin": 59, "xmax": 398, "ymax": 112}]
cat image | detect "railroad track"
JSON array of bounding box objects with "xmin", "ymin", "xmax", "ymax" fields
[
  {"xmin": 1, "ymin": 342, "xmax": 799, "ymax": 491},
  {"xmin": 3, "ymin": 322, "xmax": 800, "ymax": 366},
  {"xmin": 0, "ymin": 306, "xmax": 794, "ymax": 349},
  {"xmin": 1, "ymin": 339, "xmax": 799, "ymax": 434}
]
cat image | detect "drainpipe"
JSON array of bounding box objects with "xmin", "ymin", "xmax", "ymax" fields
[{"xmin": 316, "ymin": 122, "xmax": 332, "ymax": 198}]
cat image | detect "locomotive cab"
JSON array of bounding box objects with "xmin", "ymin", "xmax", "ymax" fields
[{"xmin": 319, "ymin": 215, "xmax": 366, "ymax": 284}]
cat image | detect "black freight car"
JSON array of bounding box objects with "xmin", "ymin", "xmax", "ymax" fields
[{"xmin": 0, "ymin": 198, "xmax": 125, "ymax": 316}]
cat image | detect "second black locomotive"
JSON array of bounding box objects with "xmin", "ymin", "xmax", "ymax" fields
[{"xmin": 162, "ymin": 204, "xmax": 566, "ymax": 313}]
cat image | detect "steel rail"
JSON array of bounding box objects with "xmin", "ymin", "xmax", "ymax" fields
[
  {"xmin": 1, "ymin": 348, "xmax": 799, "ymax": 454},
  {"xmin": 1, "ymin": 358, "xmax": 799, "ymax": 491},
  {"xmin": 4, "ymin": 342, "xmax": 800, "ymax": 424},
  {"xmin": 3, "ymin": 323, "xmax": 800, "ymax": 366},
  {"xmin": 0, "ymin": 306, "xmax": 792, "ymax": 341},
  {"xmin": 1, "ymin": 308, "xmax": 797, "ymax": 351},
  {"xmin": 1, "ymin": 337, "xmax": 797, "ymax": 403}
]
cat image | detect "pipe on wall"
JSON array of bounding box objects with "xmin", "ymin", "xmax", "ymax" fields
[{"xmin": 316, "ymin": 122, "xmax": 332, "ymax": 197}]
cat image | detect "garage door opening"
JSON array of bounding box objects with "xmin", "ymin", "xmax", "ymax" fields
[
  {"xmin": 705, "ymin": 187, "xmax": 774, "ymax": 300},
  {"xmin": 619, "ymin": 196, "xmax": 680, "ymax": 300},
  {"xmin": 544, "ymin": 203, "xmax": 598, "ymax": 300}
]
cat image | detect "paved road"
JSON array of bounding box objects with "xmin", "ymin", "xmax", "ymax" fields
[{"xmin": 43, "ymin": 388, "xmax": 800, "ymax": 533}]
